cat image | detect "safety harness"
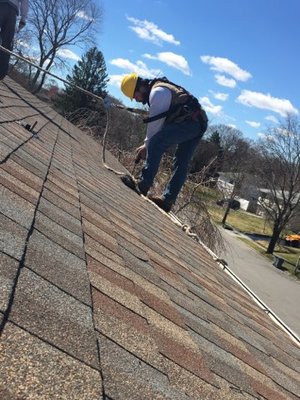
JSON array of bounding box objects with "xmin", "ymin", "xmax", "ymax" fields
[{"xmin": 143, "ymin": 77, "xmax": 208, "ymax": 134}]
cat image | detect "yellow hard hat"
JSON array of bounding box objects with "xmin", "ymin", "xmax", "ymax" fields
[{"xmin": 121, "ymin": 73, "xmax": 138, "ymax": 99}]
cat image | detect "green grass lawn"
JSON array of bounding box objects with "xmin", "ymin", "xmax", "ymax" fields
[
  {"xmin": 198, "ymin": 186, "xmax": 269, "ymax": 234},
  {"xmin": 208, "ymin": 205, "xmax": 273, "ymax": 235}
]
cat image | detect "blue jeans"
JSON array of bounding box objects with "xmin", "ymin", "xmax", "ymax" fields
[{"xmin": 139, "ymin": 119, "xmax": 203, "ymax": 203}]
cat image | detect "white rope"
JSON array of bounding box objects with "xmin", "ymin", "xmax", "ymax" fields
[
  {"xmin": 0, "ymin": 44, "xmax": 131, "ymax": 176},
  {"xmin": 0, "ymin": 45, "xmax": 104, "ymax": 101}
]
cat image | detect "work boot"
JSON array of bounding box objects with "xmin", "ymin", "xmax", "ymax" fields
[
  {"xmin": 120, "ymin": 174, "xmax": 148, "ymax": 196},
  {"xmin": 148, "ymin": 195, "xmax": 173, "ymax": 212}
]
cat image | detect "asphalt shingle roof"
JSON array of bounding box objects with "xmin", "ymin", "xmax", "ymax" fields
[{"xmin": 1, "ymin": 78, "xmax": 300, "ymax": 400}]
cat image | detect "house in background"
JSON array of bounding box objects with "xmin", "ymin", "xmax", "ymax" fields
[
  {"xmin": 257, "ymin": 189, "xmax": 300, "ymax": 219},
  {"xmin": 216, "ymin": 172, "xmax": 260, "ymax": 213},
  {"xmin": 216, "ymin": 173, "xmax": 300, "ymax": 228}
]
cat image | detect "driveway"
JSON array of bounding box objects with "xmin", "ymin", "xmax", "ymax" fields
[{"xmin": 217, "ymin": 227, "xmax": 300, "ymax": 339}]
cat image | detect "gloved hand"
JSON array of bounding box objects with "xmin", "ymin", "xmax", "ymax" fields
[{"xmin": 135, "ymin": 144, "xmax": 146, "ymax": 163}]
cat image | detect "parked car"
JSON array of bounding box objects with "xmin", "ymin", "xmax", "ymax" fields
[
  {"xmin": 216, "ymin": 198, "xmax": 240, "ymax": 210},
  {"xmin": 285, "ymin": 233, "xmax": 300, "ymax": 247}
]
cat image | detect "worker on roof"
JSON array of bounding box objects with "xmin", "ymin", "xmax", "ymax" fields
[
  {"xmin": 0, "ymin": 0, "xmax": 29, "ymax": 80},
  {"xmin": 120, "ymin": 73, "xmax": 208, "ymax": 212}
]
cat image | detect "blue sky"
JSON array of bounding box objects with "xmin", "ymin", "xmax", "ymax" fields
[{"xmin": 66, "ymin": 0, "xmax": 299, "ymax": 141}]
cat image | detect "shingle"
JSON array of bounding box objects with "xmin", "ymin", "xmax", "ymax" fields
[
  {"xmin": 0, "ymin": 213, "xmax": 28, "ymax": 260},
  {"xmin": 38, "ymin": 196, "xmax": 82, "ymax": 236},
  {"xmin": 165, "ymin": 359, "xmax": 231, "ymax": 400},
  {"xmin": 10, "ymin": 152, "xmax": 47, "ymax": 179},
  {"xmin": 0, "ymin": 185, "xmax": 35, "ymax": 229},
  {"xmin": 0, "ymin": 253, "xmax": 19, "ymax": 313},
  {"xmin": 93, "ymin": 287, "xmax": 149, "ymax": 335},
  {"xmin": 42, "ymin": 187, "xmax": 81, "ymax": 218},
  {"xmin": 44, "ymin": 180, "xmax": 80, "ymax": 207},
  {"xmin": 9, "ymin": 267, "xmax": 99, "ymax": 368},
  {"xmin": 48, "ymin": 168, "xmax": 77, "ymax": 188},
  {"xmin": 14, "ymin": 146, "xmax": 51, "ymax": 174},
  {"xmin": 81, "ymin": 203, "xmax": 113, "ymax": 233},
  {"xmin": 134, "ymin": 284, "xmax": 186, "ymax": 329},
  {"xmin": 90, "ymin": 271, "xmax": 148, "ymax": 318},
  {"xmin": 0, "ymin": 124, "xmax": 29, "ymax": 155},
  {"xmin": 88, "ymin": 253, "xmax": 172, "ymax": 305},
  {"xmin": 47, "ymin": 173, "xmax": 79, "ymax": 198},
  {"xmin": 0, "ymin": 141, "xmax": 14, "ymax": 160},
  {"xmin": 118, "ymin": 245, "xmax": 163, "ymax": 288},
  {"xmin": 0, "ymin": 323, "xmax": 102, "ymax": 399},
  {"xmin": 250, "ymin": 377, "xmax": 294, "ymax": 400},
  {"xmin": 88, "ymin": 255, "xmax": 135, "ymax": 294},
  {"xmin": 116, "ymin": 233, "xmax": 149, "ymax": 262},
  {"xmin": 0, "ymin": 157, "xmax": 43, "ymax": 192},
  {"xmin": 98, "ymin": 333, "xmax": 190, "ymax": 400},
  {"xmin": 25, "ymin": 229, "xmax": 91, "ymax": 304},
  {"xmin": 83, "ymin": 218, "xmax": 118, "ymax": 252},
  {"xmin": 85, "ymin": 234, "xmax": 123, "ymax": 265},
  {"xmin": 0, "ymin": 123, "xmax": 31, "ymax": 147},
  {"xmin": 245, "ymin": 343, "xmax": 300, "ymax": 398},
  {"xmin": 0, "ymin": 167, "xmax": 39, "ymax": 204},
  {"xmin": 34, "ymin": 211, "xmax": 85, "ymax": 259}
]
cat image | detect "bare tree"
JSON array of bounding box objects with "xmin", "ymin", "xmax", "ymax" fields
[
  {"xmin": 107, "ymin": 104, "xmax": 146, "ymax": 152},
  {"xmin": 211, "ymin": 125, "xmax": 251, "ymax": 226},
  {"xmin": 26, "ymin": 0, "xmax": 102, "ymax": 93},
  {"xmin": 254, "ymin": 115, "xmax": 300, "ymax": 254}
]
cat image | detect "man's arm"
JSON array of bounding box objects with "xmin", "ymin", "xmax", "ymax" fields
[{"xmin": 144, "ymin": 87, "xmax": 172, "ymax": 148}]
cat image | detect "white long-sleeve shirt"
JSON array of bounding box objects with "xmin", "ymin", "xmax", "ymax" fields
[
  {"xmin": 5, "ymin": 0, "xmax": 29, "ymax": 21},
  {"xmin": 144, "ymin": 86, "xmax": 172, "ymax": 148}
]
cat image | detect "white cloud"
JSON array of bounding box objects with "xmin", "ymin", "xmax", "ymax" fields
[
  {"xmin": 108, "ymin": 74, "xmax": 124, "ymax": 88},
  {"xmin": 265, "ymin": 115, "xmax": 279, "ymax": 124},
  {"xmin": 143, "ymin": 52, "xmax": 191, "ymax": 76},
  {"xmin": 201, "ymin": 55, "xmax": 252, "ymax": 81},
  {"xmin": 199, "ymin": 96, "xmax": 223, "ymax": 116},
  {"xmin": 127, "ymin": 16, "xmax": 180, "ymax": 46},
  {"xmin": 57, "ymin": 49, "xmax": 80, "ymax": 61},
  {"xmin": 209, "ymin": 90, "xmax": 228, "ymax": 101},
  {"xmin": 16, "ymin": 39, "xmax": 30, "ymax": 48},
  {"xmin": 215, "ymin": 74, "xmax": 236, "ymax": 88},
  {"xmin": 110, "ymin": 58, "xmax": 161, "ymax": 78},
  {"xmin": 237, "ymin": 90, "xmax": 299, "ymax": 117},
  {"xmin": 277, "ymin": 128, "xmax": 291, "ymax": 137},
  {"xmin": 257, "ymin": 132, "xmax": 276, "ymax": 142},
  {"xmin": 76, "ymin": 10, "xmax": 93, "ymax": 21},
  {"xmin": 246, "ymin": 120, "xmax": 261, "ymax": 128}
]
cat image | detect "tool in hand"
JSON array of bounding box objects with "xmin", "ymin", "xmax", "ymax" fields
[{"xmin": 131, "ymin": 153, "xmax": 142, "ymax": 175}]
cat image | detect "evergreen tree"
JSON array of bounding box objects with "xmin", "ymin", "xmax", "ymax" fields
[
  {"xmin": 55, "ymin": 47, "xmax": 108, "ymax": 114},
  {"xmin": 209, "ymin": 130, "xmax": 221, "ymax": 147},
  {"xmin": 207, "ymin": 129, "xmax": 223, "ymax": 178}
]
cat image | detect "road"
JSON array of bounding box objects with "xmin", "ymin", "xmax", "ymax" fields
[{"xmin": 217, "ymin": 227, "xmax": 300, "ymax": 339}]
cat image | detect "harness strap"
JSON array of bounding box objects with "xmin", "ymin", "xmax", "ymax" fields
[{"xmin": 143, "ymin": 103, "xmax": 182, "ymax": 123}]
